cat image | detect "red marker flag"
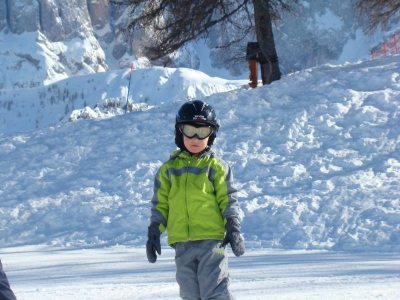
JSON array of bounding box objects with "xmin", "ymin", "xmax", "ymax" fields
[{"xmin": 125, "ymin": 63, "xmax": 134, "ymax": 114}]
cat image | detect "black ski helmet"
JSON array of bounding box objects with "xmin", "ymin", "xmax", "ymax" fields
[{"xmin": 175, "ymin": 100, "xmax": 219, "ymax": 151}]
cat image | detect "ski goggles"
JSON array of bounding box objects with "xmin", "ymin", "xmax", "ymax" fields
[{"xmin": 179, "ymin": 124, "xmax": 214, "ymax": 140}]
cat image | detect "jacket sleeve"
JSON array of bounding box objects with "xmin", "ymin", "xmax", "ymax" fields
[
  {"xmin": 213, "ymin": 159, "xmax": 240, "ymax": 220},
  {"xmin": 150, "ymin": 164, "xmax": 170, "ymax": 233}
]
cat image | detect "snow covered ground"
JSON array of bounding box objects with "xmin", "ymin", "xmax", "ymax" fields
[
  {"xmin": 1, "ymin": 246, "xmax": 399, "ymax": 300},
  {"xmin": 1, "ymin": 54, "xmax": 400, "ymax": 299}
]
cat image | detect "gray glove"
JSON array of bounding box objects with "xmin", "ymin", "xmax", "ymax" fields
[
  {"xmin": 146, "ymin": 224, "xmax": 161, "ymax": 263},
  {"xmin": 221, "ymin": 218, "xmax": 245, "ymax": 256}
]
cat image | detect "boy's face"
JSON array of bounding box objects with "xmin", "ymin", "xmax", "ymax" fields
[{"xmin": 183, "ymin": 135, "xmax": 209, "ymax": 154}]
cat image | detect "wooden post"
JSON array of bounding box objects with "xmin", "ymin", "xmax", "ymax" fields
[{"xmin": 246, "ymin": 42, "xmax": 261, "ymax": 88}]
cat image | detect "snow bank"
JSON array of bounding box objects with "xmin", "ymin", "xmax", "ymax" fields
[{"xmin": 0, "ymin": 55, "xmax": 399, "ymax": 251}]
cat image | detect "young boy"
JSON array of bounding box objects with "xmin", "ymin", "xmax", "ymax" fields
[
  {"xmin": 146, "ymin": 100, "xmax": 245, "ymax": 299},
  {"xmin": 0, "ymin": 259, "xmax": 17, "ymax": 300}
]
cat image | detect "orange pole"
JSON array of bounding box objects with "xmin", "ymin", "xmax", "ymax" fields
[{"xmin": 248, "ymin": 60, "xmax": 258, "ymax": 88}]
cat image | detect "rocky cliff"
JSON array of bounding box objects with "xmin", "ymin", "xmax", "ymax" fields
[
  {"xmin": 0, "ymin": 0, "xmax": 111, "ymax": 89},
  {"xmin": 0, "ymin": 0, "xmax": 396, "ymax": 90}
]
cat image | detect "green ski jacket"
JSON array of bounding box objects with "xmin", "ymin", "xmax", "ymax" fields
[{"xmin": 150, "ymin": 149, "xmax": 239, "ymax": 246}]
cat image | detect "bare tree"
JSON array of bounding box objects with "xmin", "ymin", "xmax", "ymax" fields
[
  {"xmin": 356, "ymin": 0, "xmax": 400, "ymax": 34},
  {"xmin": 109, "ymin": 0, "xmax": 298, "ymax": 85}
]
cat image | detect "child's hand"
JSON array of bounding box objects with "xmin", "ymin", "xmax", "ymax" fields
[
  {"xmin": 221, "ymin": 218, "xmax": 245, "ymax": 256},
  {"xmin": 146, "ymin": 224, "xmax": 162, "ymax": 263}
]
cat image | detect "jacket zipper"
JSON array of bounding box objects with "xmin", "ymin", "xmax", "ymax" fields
[{"xmin": 185, "ymin": 158, "xmax": 191, "ymax": 240}]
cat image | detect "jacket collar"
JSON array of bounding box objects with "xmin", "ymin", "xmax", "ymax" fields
[{"xmin": 171, "ymin": 149, "xmax": 212, "ymax": 159}]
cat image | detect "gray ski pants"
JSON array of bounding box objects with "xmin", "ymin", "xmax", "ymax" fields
[
  {"xmin": 174, "ymin": 240, "xmax": 236, "ymax": 300},
  {"xmin": 0, "ymin": 259, "xmax": 17, "ymax": 300}
]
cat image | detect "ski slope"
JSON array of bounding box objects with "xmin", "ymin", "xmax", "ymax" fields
[{"xmin": 1, "ymin": 54, "xmax": 400, "ymax": 299}]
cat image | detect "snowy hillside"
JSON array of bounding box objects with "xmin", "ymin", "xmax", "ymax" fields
[
  {"xmin": 1, "ymin": 54, "xmax": 399, "ymax": 252},
  {"xmin": 0, "ymin": 67, "xmax": 247, "ymax": 134}
]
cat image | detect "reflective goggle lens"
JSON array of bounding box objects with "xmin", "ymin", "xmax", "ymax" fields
[{"xmin": 179, "ymin": 124, "xmax": 213, "ymax": 139}]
